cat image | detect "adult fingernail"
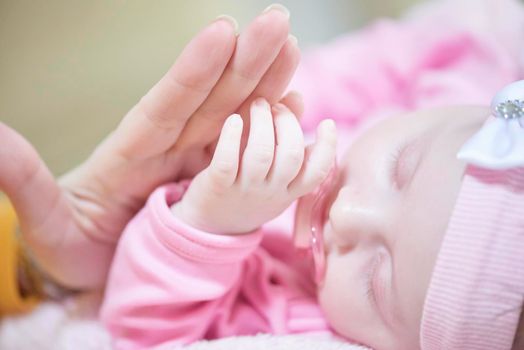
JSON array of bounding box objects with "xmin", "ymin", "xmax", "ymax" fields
[
  {"xmin": 263, "ymin": 3, "xmax": 290, "ymax": 19},
  {"xmin": 215, "ymin": 14, "xmax": 239, "ymax": 33}
]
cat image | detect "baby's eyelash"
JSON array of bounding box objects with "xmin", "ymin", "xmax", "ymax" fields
[
  {"xmin": 365, "ymin": 254, "xmax": 380, "ymax": 306},
  {"xmin": 388, "ymin": 141, "xmax": 409, "ymax": 189},
  {"xmin": 387, "ymin": 145, "xmax": 404, "ymax": 187},
  {"xmin": 365, "ymin": 280, "xmax": 375, "ymax": 303}
]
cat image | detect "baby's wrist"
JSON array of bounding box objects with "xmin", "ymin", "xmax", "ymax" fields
[
  {"xmin": 170, "ymin": 201, "xmax": 207, "ymax": 233},
  {"xmin": 170, "ymin": 201, "xmax": 256, "ymax": 236}
]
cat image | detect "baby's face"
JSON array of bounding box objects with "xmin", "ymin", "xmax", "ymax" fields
[{"xmin": 295, "ymin": 106, "xmax": 489, "ymax": 349}]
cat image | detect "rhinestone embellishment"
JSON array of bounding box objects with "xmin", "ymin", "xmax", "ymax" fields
[{"xmin": 494, "ymin": 99, "xmax": 524, "ymax": 120}]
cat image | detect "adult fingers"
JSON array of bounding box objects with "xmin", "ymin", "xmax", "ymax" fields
[
  {"xmin": 109, "ymin": 17, "xmax": 238, "ymax": 160},
  {"xmin": 173, "ymin": 6, "xmax": 290, "ymax": 151},
  {"xmin": 0, "ymin": 123, "xmax": 71, "ymax": 246},
  {"xmin": 237, "ymin": 34, "xmax": 300, "ymax": 135},
  {"xmin": 279, "ymin": 90, "xmax": 304, "ymax": 119},
  {"xmin": 179, "ymin": 36, "xmax": 302, "ymax": 177}
]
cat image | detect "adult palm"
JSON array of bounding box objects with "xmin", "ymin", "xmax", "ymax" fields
[{"xmin": 0, "ymin": 7, "xmax": 302, "ymax": 290}]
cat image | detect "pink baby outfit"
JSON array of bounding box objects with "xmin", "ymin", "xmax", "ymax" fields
[{"xmin": 100, "ymin": 184, "xmax": 330, "ymax": 349}]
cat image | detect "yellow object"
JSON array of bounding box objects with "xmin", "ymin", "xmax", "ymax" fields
[{"xmin": 0, "ymin": 195, "xmax": 39, "ymax": 315}]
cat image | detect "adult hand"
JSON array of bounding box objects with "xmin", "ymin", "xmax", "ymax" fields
[{"xmin": 0, "ymin": 4, "xmax": 302, "ymax": 290}]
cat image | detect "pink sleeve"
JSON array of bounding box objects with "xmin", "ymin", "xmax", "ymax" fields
[
  {"xmin": 100, "ymin": 184, "xmax": 263, "ymax": 349},
  {"xmin": 291, "ymin": 1, "xmax": 522, "ymax": 133},
  {"xmin": 100, "ymin": 184, "xmax": 328, "ymax": 349}
]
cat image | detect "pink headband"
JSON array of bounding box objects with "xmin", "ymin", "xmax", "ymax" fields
[{"xmin": 421, "ymin": 81, "xmax": 524, "ymax": 349}]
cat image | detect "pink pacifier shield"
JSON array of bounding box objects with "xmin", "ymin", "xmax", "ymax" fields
[{"xmin": 309, "ymin": 164, "xmax": 339, "ymax": 284}]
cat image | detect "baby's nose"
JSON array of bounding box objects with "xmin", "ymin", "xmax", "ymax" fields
[{"xmin": 328, "ymin": 186, "xmax": 388, "ymax": 249}]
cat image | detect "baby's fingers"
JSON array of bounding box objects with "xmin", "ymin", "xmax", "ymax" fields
[
  {"xmin": 239, "ymin": 99, "xmax": 275, "ymax": 187},
  {"xmin": 267, "ymin": 103, "xmax": 305, "ymax": 189},
  {"xmin": 288, "ymin": 119, "xmax": 337, "ymax": 196},
  {"xmin": 207, "ymin": 114, "xmax": 243, "ymax": 187}
]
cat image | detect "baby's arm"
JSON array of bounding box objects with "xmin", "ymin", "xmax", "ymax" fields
[
  {"xmin": 100, "ymin": 191, "xmax": 263, "ymax": 348},
  {"xmin": 172, "ymin": 98, "xmax": 337, "ymax": 235},
  {"xmin": 100, "ymin": 99, "xmax": 336, "ymax": 349}
]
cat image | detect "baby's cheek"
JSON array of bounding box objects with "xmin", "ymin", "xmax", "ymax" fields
[
  {"xmin": 319, "ymin": 253, "xmax": 374, "ymax": 341},
  {"xmin": 318, "ymin": 276, "xmax": 354, "ymax": 338},
  {"xmin": 318, "ymin": 254, "xmax": 390, "ymax": 348}
]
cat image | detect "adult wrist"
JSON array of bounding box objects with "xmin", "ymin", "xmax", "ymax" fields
[{"xmin": 15, "ymin": 226, "xmax": 82, "ymax": 301}]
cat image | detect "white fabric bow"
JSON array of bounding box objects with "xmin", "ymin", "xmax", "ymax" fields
[{"xmin": 457, "ymin": 80, "xmax": 524, "ymax": 169}]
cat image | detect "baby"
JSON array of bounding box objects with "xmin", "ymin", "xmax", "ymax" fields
[{"xmin": 100, "ymin": 82, "xmax": 524, "ymax": 349}]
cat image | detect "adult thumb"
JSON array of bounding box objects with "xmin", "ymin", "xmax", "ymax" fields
[{"xmin": 0, "ymin": 122, "xmax": 63, "ymax": 236}]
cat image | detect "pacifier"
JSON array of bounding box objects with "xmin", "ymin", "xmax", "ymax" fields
[{"xmin": 293, "ymin": 163, "xmax": 339, "ymax": 285}]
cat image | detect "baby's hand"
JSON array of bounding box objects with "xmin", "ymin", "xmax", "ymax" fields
[{"xmin": 171, "ymin": 99, "xmax": 337, "ymax": 235}]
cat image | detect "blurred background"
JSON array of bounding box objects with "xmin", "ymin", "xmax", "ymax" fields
[{"xmin": 1, "ymin": 0, "xmax": 422, "ymax": 175}]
